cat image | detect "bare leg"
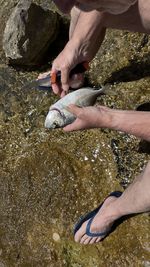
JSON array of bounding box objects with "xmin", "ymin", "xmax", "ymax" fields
[
  {"xmin": 75, "ymin": 161, "xmax": 150, "ymax": 245},
  {"xmin": 103, "ymin": 0, "xmax": 150, "ymax": 33}
]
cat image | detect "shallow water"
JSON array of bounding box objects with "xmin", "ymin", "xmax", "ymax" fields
[{"xmin": 1, "ymin": 29, "xmax": 150, "ymax": 266}]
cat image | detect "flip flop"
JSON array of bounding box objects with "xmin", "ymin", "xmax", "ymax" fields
[{"xmin": 73, "ymin": 191, "xmax": 122, "ymax": 238}]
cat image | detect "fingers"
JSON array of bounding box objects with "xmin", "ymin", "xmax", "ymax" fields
[
  {"xmin": 63, "ymin": 105, "xmax": 107, "ymax": 132},
  {"xmin": 63, "ymin": 119, "xmax": 84, "ymax": 132},
  {"xmin": 61, "ymin": 67, "xmax": 70, "ymax": 93},
  {"xmin": 66, "ymin": 104, "xmax": 82, "ymax": 116},
  {"xmin": 51, "ymin": 63, "xmax": 70, "ymax": 96},
  {"xmin": 60, "ymin": 90, "xmax": 66, "ymax": 98},
  {"xmin": 63, "ymin": 105, "xmax": 86, "ymax": 132},
  {"xmin": 51, "ymin": 66, "xmax": 61, "ymax": 95},
  {"xmin": 52, "ymin": 83, "xmax": 60, "ymax": 95}
]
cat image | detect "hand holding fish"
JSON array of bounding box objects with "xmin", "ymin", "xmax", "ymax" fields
[
  {"xmin": 63, "ymin": 105, "xmax": 111, "ymax": 131},
  {"xmin": 64, "ymin": 105, "xmax": 150, "ymax": 143}
]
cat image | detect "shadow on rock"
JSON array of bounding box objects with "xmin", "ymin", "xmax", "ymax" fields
[
  {"xmin": 136, "ymin": 102, "xmax": 150, "ymax": 155},
  {"xmin": 105, "ymin": 54, "xmax": 150, "ymax": 84},
  {"xmin": 138, "ymin": 140, "xmax": 150, "ymax": 154},
  {"xmin": 8, "ymin": 16, "xmax": 69, "ymax": 72},
  {"xmin": 103, "ymin": 212, "xmax": 142, "ymax": 242}
]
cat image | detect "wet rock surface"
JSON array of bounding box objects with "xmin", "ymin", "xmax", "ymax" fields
[{"xmin": 0, "ymin": 6, "xmax": 150, "ymax": 267}]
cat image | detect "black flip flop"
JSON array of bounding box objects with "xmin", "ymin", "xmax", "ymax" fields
[{"xmin": 74, "ymin": 191, "xmax": 122, "ymax": 238}]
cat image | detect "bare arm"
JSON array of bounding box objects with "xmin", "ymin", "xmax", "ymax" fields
[
  {"xmin": 51, "ymin": 10, "xmax": 106, "ymax": 96},
  {"xmin": 111, "ymin": 109, "xmax": 150, "ymax": 141},
  {"xmin": 64, "ymin": 105, "xmax": 150, "ymax": 141},
  {"xmin": 70, "ymin": 9, "xmax": 106, "ymax": 62}
]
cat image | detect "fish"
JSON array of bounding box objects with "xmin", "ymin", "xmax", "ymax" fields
[{"xmin": 45, "ymin": 86, "xmax": 108, "ymax": 129}]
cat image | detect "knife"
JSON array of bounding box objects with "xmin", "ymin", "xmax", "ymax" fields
[{"xmin": 23, "ymin": 62, "xmax": 89, "ymax": 91}]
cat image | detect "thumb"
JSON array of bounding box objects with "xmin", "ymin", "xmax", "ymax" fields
[{"xmin": 63, "ymin": 118, "xmax": 84, "ymax": 132}]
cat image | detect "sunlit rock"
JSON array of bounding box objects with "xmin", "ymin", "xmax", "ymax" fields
[{"xmin": 3, "ymin": 0, "xmax": 59, "ymax": 66}]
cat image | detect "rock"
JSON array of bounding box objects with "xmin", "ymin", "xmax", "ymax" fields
[
  {"xmin": 1, "ymin": 10, "xmax": 150, "ymax": 267},
  {"xmin": 52, "ymin": 233, "xmax": 60, "ymax": 242},
  {"xmin": 88, "ymin": 30, "xmax": 150, "ymax": 86},
  {"xmin": 3, "ymin": 0, "xmax": 59, "ymax": 66}
]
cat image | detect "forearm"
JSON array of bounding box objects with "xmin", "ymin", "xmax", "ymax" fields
[
  {"xmin": 70, "ymin": 10, "xmax": 106, "ymax": 61},
  {"xmin": 106, "ymin": 109, "xmax": 150, "ymax": 141}
]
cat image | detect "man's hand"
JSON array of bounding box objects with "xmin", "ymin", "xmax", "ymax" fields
[
  {"xmin": 51, "ymin": 40, "xmax": 83, "ymax": 98},
  {"xmin": 51, "ymin": 9, "xmax": 105, "ymax": 97},
  {"xmin": 63, "ymin": 105, "xmax": 112, "ymax": 131}
]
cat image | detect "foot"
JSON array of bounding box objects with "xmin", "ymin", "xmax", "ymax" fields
[{"xmin": 74, "ymin": 195, "xmax": 120, "ymax": 245}]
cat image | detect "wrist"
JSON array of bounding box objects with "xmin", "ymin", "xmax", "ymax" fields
[
  {"xmin": 97, "ymin": 107, "xmax": 130, "ymax": 131},
  {"xmin": 64, "ymin": 38, "xmax": 85, "ymax": 64},
  {"xmin": 97, "ymin": 107, "xmax": 117, "ymax": 129},
  {"xmin": 109, "ymin": 110, "xmax": 123, "ymax": 130}
]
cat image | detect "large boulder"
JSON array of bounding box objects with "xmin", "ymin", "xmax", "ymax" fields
[{"xmin": 3, "ymin": 0, "xmax": 59, "ymax": 66}]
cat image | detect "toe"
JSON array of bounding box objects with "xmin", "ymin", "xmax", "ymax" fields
[
  {"xmin": 74, "ymin": 230, "xmax": 84, "ymax": 243},
  {"xmin": 74, "ymin": 222, "xmax": 87, "ymax": 242},
  {"xmin": 96, "ymin": 237, "xmax": 102, "ymax": 243},
  {"xmin": 89, "ymin": 237, "xmax": 98, "ymax": 244},
  {"xmin": 80, "ymin": 234, "xmax": 89, "ymax": 244},
  {"xmin": 83, "ymin": 236, "xmax": 92, "ymax": 245}
]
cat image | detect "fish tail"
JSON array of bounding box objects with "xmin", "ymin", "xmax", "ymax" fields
[{"xmin": 96, "ymin": 84, "xmax": 116, "ymax": 95}]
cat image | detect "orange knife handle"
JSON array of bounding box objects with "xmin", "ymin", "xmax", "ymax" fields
[{"xmin": 51, "ymin": 72, "xmax": 57, "ymax": 84}]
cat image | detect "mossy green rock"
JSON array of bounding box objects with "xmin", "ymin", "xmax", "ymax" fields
[{"xmin": 0, "ymin": 7, "xmax": 150, "ymax": 267}]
